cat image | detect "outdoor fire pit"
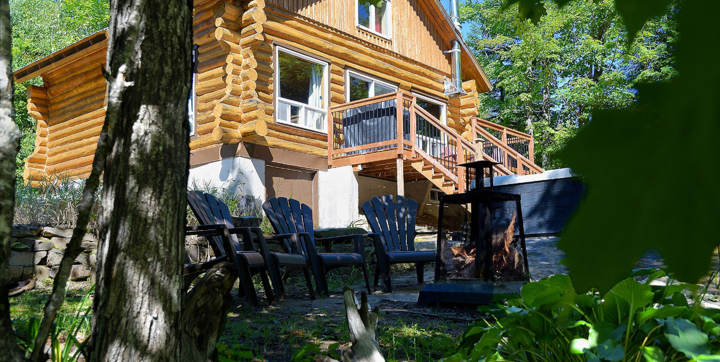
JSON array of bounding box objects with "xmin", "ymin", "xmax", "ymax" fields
[{"xmin": 418, "ymin": 161, "xmax": 530, "ymax": 306}]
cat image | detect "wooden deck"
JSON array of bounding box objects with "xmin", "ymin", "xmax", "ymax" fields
[{"xmin": 328, "ymin": 91, "xmax": 542, "ymax": 194}]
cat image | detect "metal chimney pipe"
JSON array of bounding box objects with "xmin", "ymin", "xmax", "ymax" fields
[
  {"xmin": 449, "ymin": 0, "xmax": 461, "ymax": 29},
  {"xmin": 449, "ymin": 0, "xmax": 463, "ymax": 94}
]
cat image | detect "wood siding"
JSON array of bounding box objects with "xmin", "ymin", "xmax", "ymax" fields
[
  {"xmin": 21, "ymin": 0, "xmax": 481, "ymax": 183},
  {"xmin": 266, "ymin": 0, "xmax": 452, "ymax": 75}
]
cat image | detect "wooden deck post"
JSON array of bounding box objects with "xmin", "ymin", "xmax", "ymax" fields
[
  {"xmin": 396, "ymin": 157, "xmax": 405, "ymax": 196},
  {"xmin": 396, "ymin": 91, "xmax": 404, "ymax": 156},
  {"xmin": 529, "ymin": 136, "xmax": 535, "ymax": 164}
]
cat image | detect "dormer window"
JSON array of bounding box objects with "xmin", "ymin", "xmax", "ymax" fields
[{"xmin": 357, "ymin": 0, "xmax": 392, "ymax": 38}]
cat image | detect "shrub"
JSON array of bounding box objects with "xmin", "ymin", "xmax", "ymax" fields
[
  {"xmin": 14, "ymin": 175, "xmax": 101, "ymax": 233},
  {"xmin": 446, "ymin": 271, "xmax": 720, "ymax": 361}
]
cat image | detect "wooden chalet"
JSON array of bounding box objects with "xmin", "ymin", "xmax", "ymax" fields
[{"xmin": 14, "ymin": 0, "xmax": 542, "ymax": 227}]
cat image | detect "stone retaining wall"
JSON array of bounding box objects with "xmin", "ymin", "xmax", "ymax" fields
[
  {"xmin": 9, "ymin": 224, "xmax": 216, "ymax": 284},
  {"xmin": 9, "ymin": 225, "xmax": 96, "ymax": 284}
]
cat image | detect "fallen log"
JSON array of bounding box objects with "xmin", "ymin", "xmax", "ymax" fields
[{"xmin": 341, "ymin": 288, "xmax": 385, "ymax": 362}]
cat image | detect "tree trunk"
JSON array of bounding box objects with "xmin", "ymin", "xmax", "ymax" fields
[
  {"xmin": 0, "ymin": 0, "xmax": 26, "ymax": 358},
  {"xmin": 180, "ymin": 263, "xmax": 238, "ymax": 362},
  {"xmin": 89, "ymin": 0, "xmax": 192, "ymax": 360}
]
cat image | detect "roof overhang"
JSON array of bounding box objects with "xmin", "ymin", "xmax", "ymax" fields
[
  {"xmin": 14, "ymin": 29, "xmax": 108, "ymax": 83},
  {"xmin": 426, "ymin": 0, "xmax": 492, "ymax": 93}
]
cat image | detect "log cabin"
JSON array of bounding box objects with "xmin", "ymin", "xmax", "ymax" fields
[{"xmin": 14, "ymin": 0, "xmax": 542, "ymax": 227}]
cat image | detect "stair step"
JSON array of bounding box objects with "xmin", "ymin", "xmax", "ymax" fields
[
  {"xmin": 422, "ymin": 164, "xmax": 434, "ymax": 171},
  {"xmin": 442, "ymin": 180, "xmax": 455, "ymax": 187},
  {"xmin": 432, "ymin": 173, "xmax": 443, "ymax": 179}
]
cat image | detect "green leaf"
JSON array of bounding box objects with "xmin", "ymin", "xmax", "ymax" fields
[
  {"xmin": 614, "ymin": 0, "xmax": 672, "ymax": 42},
  {"xmin": 637, "ymin": 306, "xmax": 686, "ymax": 326},
  {"xmin": 520, "ymin": 274, "xmax": 576, "ymax": 308},
  {"xmin": 642, "ymin": 346, "xmax": 665, "ymax": 362},
  {"xmin": 502, "ymin": 0, "xmax": 547, "ymax": 24},
  {"xmin": 11, "ymin": 242, "xmax": 30, "ymax": 250},
  {"xmin": 557, "ymin": 1, "xmax": 720, "ymax": 294},
  {"xmin": 570, "ymin": 338, "xmax": 592, "ymax": 354},
  {"xmin": 660, "ymin": 317, "xmax": 710, "ymax": 359},
  {"xmin": 604, "ymin": 278, "xmax": 654, "ymax": 312},
  {"xmin": 596, "ymin": 340, "xmax": 624, "ymax": 361}
]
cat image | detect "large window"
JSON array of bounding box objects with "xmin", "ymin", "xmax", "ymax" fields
[
  {"xmin": 346, "ymin": 71, "xmax": 396, "ymax": 102},
  {"xmin": 356, "ymin": 0, "xmax": 392, "ymax": 38},
  {"xmin": 275, "ymin": 47, "xmax": 328, "ymax": 132}
]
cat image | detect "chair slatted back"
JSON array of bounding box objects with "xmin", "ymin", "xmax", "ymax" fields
[
  {"xmin": 263, "ymin": 197, "xmax": 316, "ymax": 257},
  {"xmin": 361, "ymin": 195, "xmax": 418, "ymax": 252},
  {"xmin": 188, "ymin": 191, "xmax": 250, "ymax": 256}
]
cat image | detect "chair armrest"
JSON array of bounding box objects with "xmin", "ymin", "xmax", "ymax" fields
[
  {"xmin": 265, "ymin": 232, "xmax": 314, "ymax": 255},
  {"xmin": 185, "ymin": 224, "xmax": 226, "ymax": 237},
  {"xmin": 414, "ymin": 231, "xmax": 438, "ymax": 235},
  {"xmin": 183, "ymin": 256, "xmax": 228, "ymax": 276},
  {"xmin": 315, "ymin": 233, "xmax": 369, "ymax": 242}
]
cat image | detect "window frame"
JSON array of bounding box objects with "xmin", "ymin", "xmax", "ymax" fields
[
  {"xmin": 413, "ymin": 92, "xmax": 448, "ymax": 157},
  {"xmin": 412, "ymin": 92, "xmax": 447, "ymax": 125},
  {"xmin": 345, "ymin": 70, "xmax": 397, "ymax": 102},
  {"xmin": 274, "ymin": 46, "xmax": 330, "ymax": 134},
  {"xmin": 188, "ymin": 72, "xmax": 197, "ymax": 136},
  {"xmin": 355, "ymin": 0, "xmax": 393, "ymax": 39}
]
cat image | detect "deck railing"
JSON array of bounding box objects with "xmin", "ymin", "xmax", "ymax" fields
[
  {"xmin": 328, "ymin": 91, "xmax": 541, "ymax": 189},
  {"xmin": 329, "ymin": 92, "xmax": 413, "ymax": 160}
]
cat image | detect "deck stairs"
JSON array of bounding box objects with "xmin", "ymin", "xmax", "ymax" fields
[{"xmin": 328, "ymin": 91, "xmax": 543, "ymax": 195}]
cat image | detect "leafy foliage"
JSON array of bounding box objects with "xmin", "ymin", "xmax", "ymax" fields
[
  {"xmin": 556, "ymin": 0, "xmax": 720, "ymax": 292},
  {"xmin": 445, "ymin": 272, "xmax": 720, "ymax": 361},
  {"xmin": 13, "ymin": 286, "xmax": 94, "ymax": 361},
  {"xmin": 10, "ymin": 0, "xmax": 109, "ymax": 181},
  {"xmin": 14, "ymin": 176, "xmax": 102, "ymax": 232},
  {"xmin": 461, "ymin": 0, "xmax": 677, "ymax": 168}
]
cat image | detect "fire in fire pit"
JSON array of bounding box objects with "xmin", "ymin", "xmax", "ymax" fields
[{"xmin": 442, "ymin": 213, "xmax": 526, "ymax": 281}]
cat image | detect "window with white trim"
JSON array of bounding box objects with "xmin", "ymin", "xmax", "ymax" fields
[
  {"xmin": 188, "ymin": 74, "xmax": 196, "ymax": 136},
  {"xmin": 356, "ymin": 0, "xmax": 392, "ymax": 38},
  {"xmin": 346, "ymin": 71, "xmax": 396, "ymax": 102},
  {"xmin": 414, "ymin": 93, "xmax": 447, "ymax": 157},
  {"xmin": 275, "ymin": 47, "xmax": 328, "ymax": 133},
  {"xmin": 189, "ymin": 44, "xmax": 198, "ymax": 136}
]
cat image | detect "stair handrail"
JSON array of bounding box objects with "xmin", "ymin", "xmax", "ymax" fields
[
  {"xmin": 413, "ymin": 104, "xmax": 480, "ymax": 192},
  {"xmin": 473, "ymin": 124, "xmax": 543, "ymax": 174}
]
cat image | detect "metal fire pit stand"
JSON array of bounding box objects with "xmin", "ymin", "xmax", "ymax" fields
[
  {"xmin": 434, "ymin": 190, "xmax": 530, "ymax": 282},
  {"xmin": 418, "ymin": 161, "xmax": 530, "ymax": 306}
]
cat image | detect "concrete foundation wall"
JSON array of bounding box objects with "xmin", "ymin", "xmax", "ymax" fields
[
  {"xmin": 188, "ymin": 156, "xmax": 266, "ymax": 209},
  {"xmin": 317, "ymin": 166, "xmax": 359, "ymax": 228}
]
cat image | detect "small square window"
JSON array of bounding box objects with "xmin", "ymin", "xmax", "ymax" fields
[{"xmin": 357, "ymin": 0, "xmax": 392, "ymax": 38}]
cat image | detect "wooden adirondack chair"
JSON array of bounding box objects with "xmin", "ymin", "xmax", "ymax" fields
[
  {"xmin": 361, "ymin": 194, "xmax": 437, "ymax": 292},
  {"xmin": 263, "ymin": 197, "xmax": 372, "ymax": 295},
  {"xmin": 188, "ymin": 191, "xmax": 315, "ymax": 301},
  {"xmin": 187, "ymin": 191, "xmax": 277, "ymax": 305}
]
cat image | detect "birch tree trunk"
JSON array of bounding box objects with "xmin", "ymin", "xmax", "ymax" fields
[
  {"xmin": 0, "ymin": 0, "xmax": 26, "ymax": 358},
  {"xmin": 88, "ymin": 0, "xmax": 192, "ymax": 360}
]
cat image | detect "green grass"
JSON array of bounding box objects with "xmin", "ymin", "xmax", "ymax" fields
[
  {"xmin": 10, "ymin": 266, "xmax": 464, "ymax": 362},
  {"xmin": 10, "ymin": 285, "xmax": 93, "ymax": 360},
  {"xmin": 216, "ymin": 300, "xmax": 466, "ymax": 362}
]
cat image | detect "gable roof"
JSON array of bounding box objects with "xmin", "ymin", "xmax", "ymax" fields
[{"xmin": 14, "ymin": 29, "xmax": 108, "ymax": 83}]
